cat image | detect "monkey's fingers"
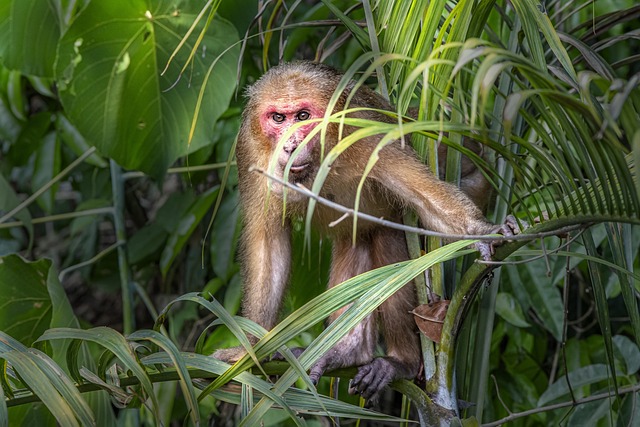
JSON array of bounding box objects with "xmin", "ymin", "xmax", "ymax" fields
[
  {"xmin": 475, "ymin": 241, "xmax": 494, "ymax": 261},
  {"xmin": 480, "ymin": 215, "xmax": 530, "ymax": 260},
  {"xmin": 489, "ymin": 215, "xmax": 527, "ymax": 237},
  {"xmin": 504, "ymin": 214, "xmax": 529, "ymax": 235},
  {"xmin": 309, "ymin": 358, "xmax": 329, "ymax": 385}
]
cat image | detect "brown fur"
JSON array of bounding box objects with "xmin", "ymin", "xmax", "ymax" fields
[{"xmin": 214, "ymin": 61, "xmax": 501, "ymax": 398}]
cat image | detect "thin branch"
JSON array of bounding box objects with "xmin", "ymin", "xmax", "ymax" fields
[
  {"xmin": 478, "ymin": 229, "xmax": 586, "ymax": 265},
  {"xmin": 121, "ymin": 161, "xmax": 234, "ymax": 180},
  {"xmin": 561, "ymin": 238, "xmax": 577, "ymax": 402},
  {"xmin": 0, "ymin": 207, "xmax": 114, "ymax": 230},
  {"xmin": 0, "ymin": 147, "xmax": 97, "ymax": 224},
  {"xmin": 482, "ymin": 384, "xmax": 640, "ymax": 427},
  {"xmin": 491, "ymin": 374, "xmax": 512, "ymax": 415},
  {"xmin": 58, "ymin": 241, "xmax": 122, "ymax": 281},
  {"xmin": 252, "ymin": 167, "xmax": 581, "ymax": 242}
]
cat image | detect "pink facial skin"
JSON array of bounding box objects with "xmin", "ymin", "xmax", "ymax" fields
[{"xmin": 259, "ymin": 102, "xmax": 325, "ymax": 174}]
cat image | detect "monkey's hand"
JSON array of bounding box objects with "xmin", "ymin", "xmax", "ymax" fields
[
  {"xmin": 475, "ymin": 215, "xmax": 525, "ymax": 260},
  {"xmin": 211, "ymin": 346, "xmax": 247, "ymax": 364}
]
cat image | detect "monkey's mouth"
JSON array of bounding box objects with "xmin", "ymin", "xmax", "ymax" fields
[{"xmin": 289, "ymin": 163, "xmax": 310, "ymax": 174}]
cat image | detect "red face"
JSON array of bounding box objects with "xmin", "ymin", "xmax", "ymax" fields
[{"xmin": 259, "ymin": 100, "xmax": 325, "ymax": 187}]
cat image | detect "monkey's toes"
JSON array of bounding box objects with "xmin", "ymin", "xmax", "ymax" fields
[
  {"xmin": 309, "ymin": 358, "xmax": 329, "ymax": 385},
  {"xmin": 349, "ymin": 358, "xmax": 396, "ymax": 403}
]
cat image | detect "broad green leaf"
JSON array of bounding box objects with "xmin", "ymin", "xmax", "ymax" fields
[
  {"xmin": 0, "ymin": 255, "xmax": 52, "ymax": 346},
  {"xmin": 6, "ymin": 406, "xmax": 55, "ymax": 427},
  {"xmin": 160, "ymin": 185, "xmax": 219, "ymax": 277},
  {"xmin": 7, "ymin": 111, "xmax": 50, "ymax": 166},
  {"xmin": 210, "ymin": 189, "xmax": 240, "ymax": 280},
  {"xmin": 54, "ymin": 0, "xmax": 240, "ymax": 178},
  {"xmin": 127, "ymin": 223, "xmax": 168, "ymax": 265},
  {"xmin": 0, "ymin": 387, "xmax": 6, "ymax": 427},
  {"xmin": 222, "ymin": 273, "xmax": 242, "ymax": 314},
  {"xmin": 0, "ymin": 256, "xmax": 114, "ymax": 424},
  {"xmin": 128, "ymin": 330, "xmax": 199, "ymax": 426},
  {"xmin": 1, "ymin": 350, "xmax": 79, "ymax": 427},
  {"xmin": 565, "ymin": 338, "xmax": 593, "ymax": 374},
  {"xmin": 618, "ymin": 392, "xmax": 640, "ymax": 427},
  {"xmin": 155, "ymin": 190, "xmax": 196, "ymax": 232},
  {"xmin": 0, "ymin": 1, "xmax": 59, "ymax": 76},
  {"xmin": 538, "ymin": 364, "xmax": 612, "ymax": 406},
  {"xmin": 613, "ymin": 335, "xmax": 640, "ymax": 376},
  {"xmin": 44, "ymin": 251, "xmax": 116, "ymax": 424},
  {"xmin": 0, "ymin": 90, "xmax": 23, "ymax": 143},
  {"xmin": 501, "ymin": 371, "xmax": 540, "ymax": 413},
  {"xmin": 37, "ymin": 326, "xmax": 160, "ymax": 420},
  {"xmin": 0, "ymin": 334, "xmax": 94, "ymax": 427},
  {"xmin": 56, "ymin": 115, "xmax": 108, "ymax": 168},
  {"xmin": 0, "ymin": 1, "xmax": 9, "ymax": 60},
  {"xmin": 32, "ymin": 132, "xmax": 61, "ymax": 213},
  {"xmin": 524, "ymin": 261, "xmax": 563, "ymax": 341},
  {"xmin": 6, "ymin": 70, "xmax": 25, "ymax": 120},
  {"xmin": 495, "ymin": 292, "xmax": 531, "ymax": 328},
  {"xmin": 0, "ymin": 175, "xmax": 32, "ymax": 239},
  {"xmin": 567, "ymin": 399, "xmax": 610, "ymax": 427}
]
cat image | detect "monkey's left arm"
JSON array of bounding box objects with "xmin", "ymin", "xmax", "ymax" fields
[{"xmin": 372, "ymin": 148, "xmax": 515, "ymax": 258}]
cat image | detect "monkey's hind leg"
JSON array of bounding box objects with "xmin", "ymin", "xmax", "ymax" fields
[
  {"xmin": 348, "ymin": 228, "xmax": 422, "ymax": 403},
  {"xmin": 308, "ymin": 239, "xmax": 377, "ymax": 384}
]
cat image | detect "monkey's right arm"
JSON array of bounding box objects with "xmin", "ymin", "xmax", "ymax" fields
[
  {"xmin": 239, "ymin": 213, "xmax": 292, "ymax": 330},
  {"xmin": 212, "ymin": 191, "xmax": 292, "ymax": 363}
]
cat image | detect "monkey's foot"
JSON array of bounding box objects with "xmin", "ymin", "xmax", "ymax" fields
[
  {"xmin": 211, "ymin": 346, "xmax": 247, "ymax": 364},
  {"xmin": 349, "ymin": 357, "xmax": 416, "ymax": 404},
  {"xmin": 310, "ymin": 353, "xmax": 416, "ymax": 404},
  {"xmin": 308, "ymin": 349, "xmax": 347, "ymax": 385}
]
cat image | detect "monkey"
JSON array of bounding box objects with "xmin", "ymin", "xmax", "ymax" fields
[{"xmin": 213, "ymin": 61, "xmax": 515, "ymax": 401}]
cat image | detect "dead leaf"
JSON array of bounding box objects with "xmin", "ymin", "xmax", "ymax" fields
[{"xmin": 411, "ymin": 299, "xmax": 450, "ymax": 343}]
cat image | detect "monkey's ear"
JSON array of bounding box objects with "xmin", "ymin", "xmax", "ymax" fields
[
  {"xmin": 243, "ymin": 83, "xmax": 257, "ymax": 99},
  {"xmin": 411, "ymin": 300, "xmax": 450, "ymax": 343}
]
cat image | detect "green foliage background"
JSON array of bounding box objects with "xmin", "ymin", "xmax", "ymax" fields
[{"xmin": 0, "ymin": 0, "xmax": 639, "ymax": 426}]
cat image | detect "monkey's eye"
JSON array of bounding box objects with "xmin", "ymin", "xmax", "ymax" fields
[
  {"xmin": 272, "ymin": 113, "xmax": 286, "ymax": 123},
  {"xmin": 296, "ymin": 111, "xmax": 310, "ymax": 121}
]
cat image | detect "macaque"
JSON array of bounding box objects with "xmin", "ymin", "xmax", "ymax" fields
[{"xmin": 213, "ymin": 61, "xmax": 514, "ymax": 401}]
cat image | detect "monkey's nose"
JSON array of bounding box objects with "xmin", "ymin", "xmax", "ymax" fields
[{"xmin": 283, "ymin": 141, "xmax": 299, "ymax": 154}]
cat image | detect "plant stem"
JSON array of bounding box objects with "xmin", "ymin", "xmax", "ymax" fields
[{"xmin": 110, "ymin": 160, "xmax": 135, "ymax": 334}]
